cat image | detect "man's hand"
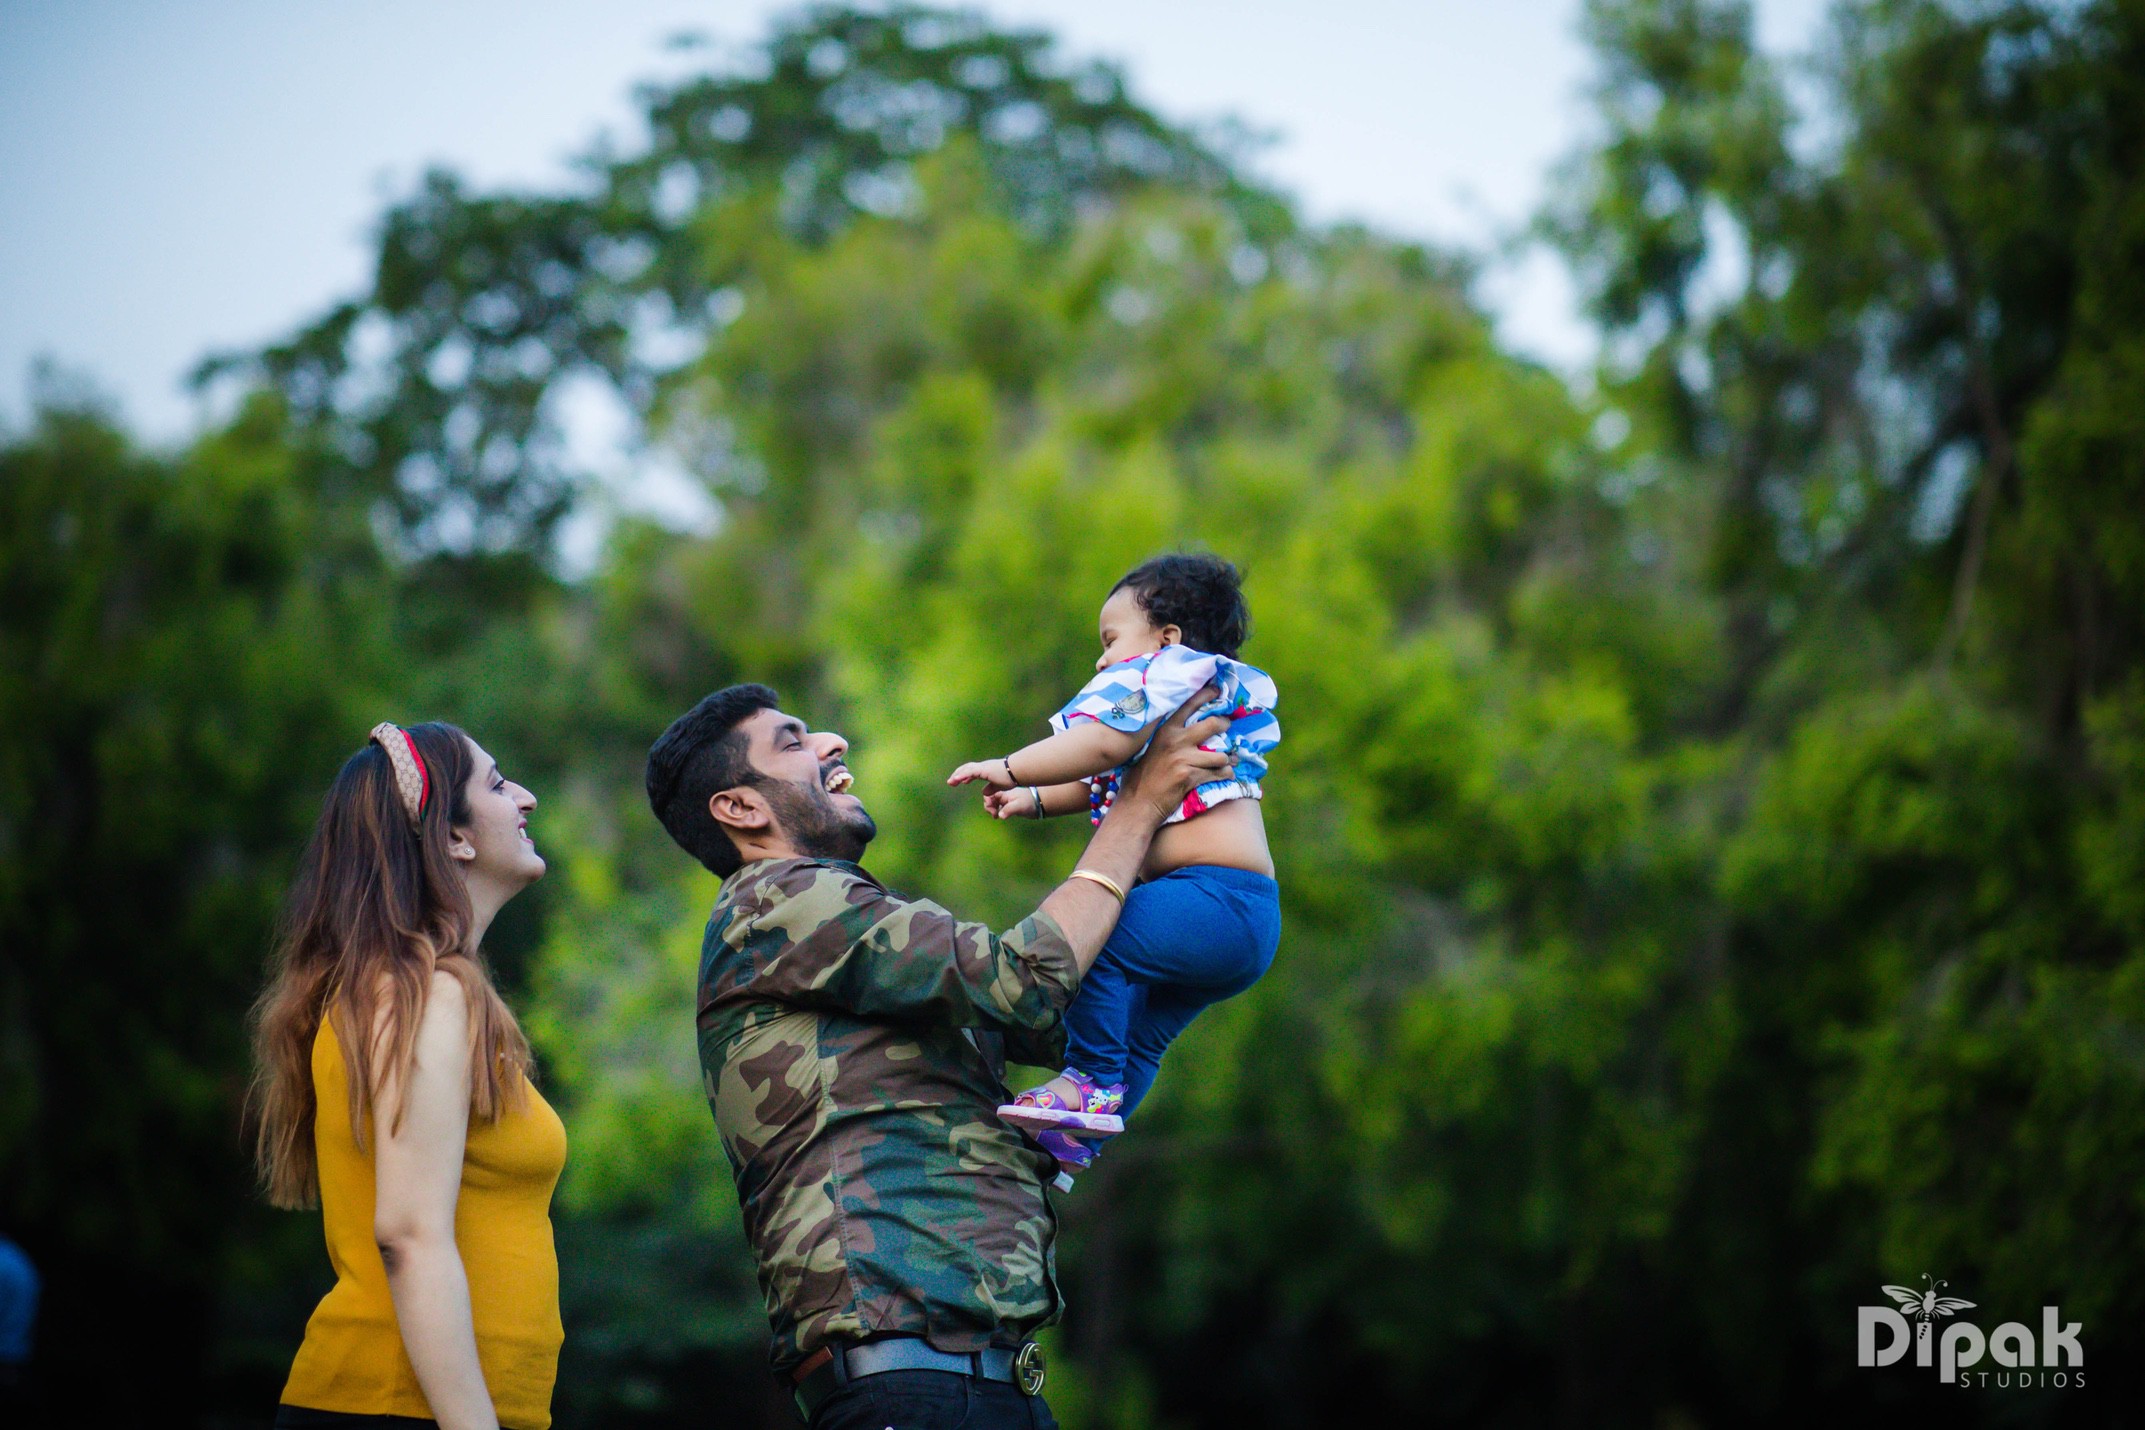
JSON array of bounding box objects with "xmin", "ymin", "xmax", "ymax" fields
[
  {"xmin": 1114, "ymin": 684, "xmax": 1232, "ymax": 824},
  {"xmin": 1038, "ymin": 685, "xmax": 1234, "ymax": 978}
]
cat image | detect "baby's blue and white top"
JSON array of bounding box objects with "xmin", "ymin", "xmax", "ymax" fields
[{"xmin": 1051, "ymin": 645, "xmax": 1281, "ymax": 826}]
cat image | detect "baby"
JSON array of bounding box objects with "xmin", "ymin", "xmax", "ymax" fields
[{"xmin": 947, "ymin": 552, "xmax": 1281, "ymax": 1188}]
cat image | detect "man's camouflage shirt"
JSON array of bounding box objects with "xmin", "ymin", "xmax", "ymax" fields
[{"xmin": 695, "ymin": 855, "xmax": 1079, "ymax": 1375}]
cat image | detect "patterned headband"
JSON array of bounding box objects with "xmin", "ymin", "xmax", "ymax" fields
[{"xmin": 368, "ymin": 722, "xmax": 431, "ymax": 829}]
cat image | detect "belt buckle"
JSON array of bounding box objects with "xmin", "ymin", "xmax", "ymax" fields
[{"xmin": 1013, "ymin": 1340, "xmax": 1046, "ymax": 1396}]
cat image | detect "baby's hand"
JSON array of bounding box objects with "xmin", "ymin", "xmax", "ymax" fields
[
  {"xmin": 947, "ymin": 759, "xmax": 1017, "ymax": 790},
  {"xmin": 984, "ymin": 787, "xmax": 1037, "ymax": 820}
]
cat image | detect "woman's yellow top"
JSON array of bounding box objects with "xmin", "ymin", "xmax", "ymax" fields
[{"xmin": 281, "ymin": 1017, "xmax": 567, "ymax": 1430}]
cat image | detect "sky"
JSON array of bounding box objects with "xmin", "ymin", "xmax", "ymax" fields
[{"xmin": 0, "ymin": 0, "xmax": 1830, "ymax": 454}]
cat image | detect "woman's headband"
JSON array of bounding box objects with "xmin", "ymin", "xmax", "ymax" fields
[{"xmin": 368, "ymin": 722, "xmax": 431, "ymax": 830}]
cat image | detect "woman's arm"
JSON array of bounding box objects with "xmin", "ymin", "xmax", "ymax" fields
[
  {"xmin": 372, "ymin": 972, "xmax": 499, "ymax": 1430},
  {"xmin": 983, "ymin": 780, "xmax": 1091, "ymax": 820},
  {"xmin": 949, "ymin": 719, "xmax": 1153, "ymax": 791}
]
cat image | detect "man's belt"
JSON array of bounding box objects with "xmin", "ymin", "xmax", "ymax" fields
[{"xmin": 790, "ymin": 1336, "xmax": 1046, "ymax": 1422}]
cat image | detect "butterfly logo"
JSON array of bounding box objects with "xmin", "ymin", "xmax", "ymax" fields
[
  {"xmin": 1884, "ymin": 1273, "xmax": 1976, "ymax": 1323},
  {"xmin": 1883, "ymin": 1274, "xmax": 1976, "ymax": 1359}
]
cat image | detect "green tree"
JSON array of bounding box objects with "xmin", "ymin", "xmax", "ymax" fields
[
  {"xmin": 0, "ymin": 384, "xmax": 390, "ymax": 1412},
  {"xmin": 9, "ymin": 3, "xmax": 2143, "ymax": 1426}
]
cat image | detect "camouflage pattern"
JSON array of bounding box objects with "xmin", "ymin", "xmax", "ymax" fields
[{"xmin": 695, "ymin": 856, "xmax": 1080, "ymax": 1375}]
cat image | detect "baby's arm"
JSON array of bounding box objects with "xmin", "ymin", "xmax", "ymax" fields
[
  {"xmin": 948, "ymin": 719, "xmax": 1152, "ymax": 791},
  {"xmin": 983, "ymin": 781, "xmax": 1090, "ymax": 821}
]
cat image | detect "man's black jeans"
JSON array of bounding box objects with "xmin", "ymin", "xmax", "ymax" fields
[{"xmin": 809, "ymin": 1368, "xmax": 1059, "ymax": 1430}]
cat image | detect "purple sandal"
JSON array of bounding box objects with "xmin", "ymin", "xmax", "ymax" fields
[
  {"xmin": 997, "ymin": 1068, "xmax": 1126, "ymax": 1136},
  {"xmin": 1036, "ymin": 1127, "xmax": 1110, "ymax": 1191},
  {"xmin": 1000, "ymin": 1069, "xmax": 1126, "ymax": 1190}
]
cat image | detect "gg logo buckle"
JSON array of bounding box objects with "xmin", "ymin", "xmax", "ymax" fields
[{"xmin": 1013, "ymin": 1340, "xmax": 1047, "ymax": 1396}]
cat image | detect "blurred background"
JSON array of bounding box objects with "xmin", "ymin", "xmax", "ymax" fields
[{"xmin": 2, "ymin": 1, "xmax": 2141, "ymax": 1425}]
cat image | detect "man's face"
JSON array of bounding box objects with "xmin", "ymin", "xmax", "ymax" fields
[{"xmin": 737, "ymin": 707, "xmax": 876, "ymax": 861}]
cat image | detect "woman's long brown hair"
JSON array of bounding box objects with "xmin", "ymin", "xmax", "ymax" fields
[{"xmin": 247, "ymin": 722, "xmax": 533, "ymax": 1209}]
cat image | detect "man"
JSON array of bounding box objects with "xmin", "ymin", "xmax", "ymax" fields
[{"xmin": 645, "ymin": 683, "xmax": 1230, "ymax": 1428}]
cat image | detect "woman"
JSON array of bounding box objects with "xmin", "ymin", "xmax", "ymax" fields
[{"xmin": 249, "ymin": 722, "xmax": 563, "ymax": 1430}]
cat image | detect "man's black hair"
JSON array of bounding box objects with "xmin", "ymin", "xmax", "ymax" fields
[
  {"xmin": 1111, "ymin": 552, "xmax": 1250, "ymax": 658},
  {"xmin": 646, "ymin": 683, "xmax": 782, "ymax": 877}
]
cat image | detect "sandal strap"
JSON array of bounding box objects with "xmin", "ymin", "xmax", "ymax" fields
[
  {"xmin": 1013, "ymin": 1083, "xmax": 1078, "ymax": 1112},
  {"xmin": 1015, "ymin": 1067, "xmax": 1126, "ymax": 1115},
  {"xmin": 1072, "ymin": 1071, "xmax": 1126, "ymax": 1117},
  {"xmin": 1037, "ymin": 1128, "xmax": 1105, "ymax": 1169}
]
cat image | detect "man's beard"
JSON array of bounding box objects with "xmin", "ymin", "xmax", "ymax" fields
[{"xmin": 758, "ymin": 773, "xmax": 876, "ymax": 864}]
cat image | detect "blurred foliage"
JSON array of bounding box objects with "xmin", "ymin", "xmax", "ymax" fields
[{"xmin": 5, "ymin": 2, "xmax": 2144, "ymax": 1426}]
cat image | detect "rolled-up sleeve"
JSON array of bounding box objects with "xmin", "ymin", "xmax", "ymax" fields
[{"xmin": 728, "ymin": 861, "xmax": 1079, "ymax": 1032}]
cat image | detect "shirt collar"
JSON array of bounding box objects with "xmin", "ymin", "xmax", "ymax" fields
[{"xmin": 726, "ymin": 854, "xmax": 882, "ymax": 893}]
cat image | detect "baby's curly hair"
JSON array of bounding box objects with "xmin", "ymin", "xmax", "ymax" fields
[{"xmin": 1112, "ymin": 552, "xmax": 1250, "ymax": 659}]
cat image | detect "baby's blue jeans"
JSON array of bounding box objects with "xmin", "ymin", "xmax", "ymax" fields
[{"xmin": 1062, "ymin": 864, "xmax": 1282, "ymax": 1118}]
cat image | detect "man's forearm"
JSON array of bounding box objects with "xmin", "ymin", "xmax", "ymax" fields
[
  {"xmin": 1035, "ymin": 802, "xmax": 1157, "ymax": 977},
  {"xmin": 1032, "ymin": 683, "xmax": 1234, "ymax": 978}
]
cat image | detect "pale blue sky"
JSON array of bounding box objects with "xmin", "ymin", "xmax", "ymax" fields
[{"xmin": 0, "ymin": 0, "xmax": 1829, "ymax": 447}]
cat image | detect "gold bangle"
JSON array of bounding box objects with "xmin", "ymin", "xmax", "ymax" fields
[{"xmin": 1067, "ymin": 868, "xmax": 1127, "ymax": 904}]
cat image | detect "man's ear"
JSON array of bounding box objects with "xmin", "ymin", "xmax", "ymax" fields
[{"xmin": 709, "ymin": 785, "xmax": 772, "ymax": 837}]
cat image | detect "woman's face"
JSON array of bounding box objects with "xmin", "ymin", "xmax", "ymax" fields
[{"xmin": 449, "ymin": 739, "xmax": 544, "ymax": 894}]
